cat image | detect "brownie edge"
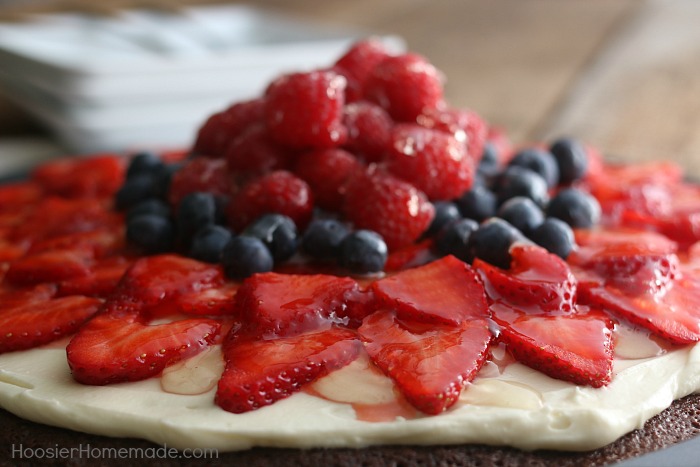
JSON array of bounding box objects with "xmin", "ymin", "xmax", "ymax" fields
[{"xmin": 2, "ymin": 394, "xmax": 700, "ymax": 467}]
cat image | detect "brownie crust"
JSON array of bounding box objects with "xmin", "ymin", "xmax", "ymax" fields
[{"xmin": 1, "ymin": 394, "xmax": 700, "ymax": 467}]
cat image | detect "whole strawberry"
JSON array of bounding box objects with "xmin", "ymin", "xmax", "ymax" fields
[
  {"xmin": 193, "ymin": 98, "xmax": 265, "ymax": 157},
  {"xmin": 294, "ymin": 148, "xmax": 362, "ymax": 211},
  {"xmin": 225, "ymin": 123, "xmax": 294, "ymax": 179},
  {"xmin": 168, "ymin": 157, "xmax": 232, "ymax": 208},
  {"xmin": 364, "ymin": 53, "xmax": 445, "ymax": 122},
  {"xmin": 334, "ymin": 38, "xmax": 392, "ymax": 102},
  {"xmin": 417, "ymin": 107, "xmax": 488, "ymax": 160},
  {"xmin": 264, "ymin": 70, "xmax": 347, "ymax": 149},
  {"xmin": 342, "ymin": 101, "xmax": 393, "ymax": 163},
  {"xmin": 227, "ymin": 170, "xmax": 314, "ymax": 231},
  {"xmin": 343, "ymin": 167, "xmax": 434, "ymax": 251},
  {"xmin": 386, "ymin": 124, "xmax": 475, "ymax": 200}
]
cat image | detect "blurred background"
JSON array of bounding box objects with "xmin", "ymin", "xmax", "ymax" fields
[{"xmin": 0, "ymin": 0, "xmax": 699, "ymax": 177}]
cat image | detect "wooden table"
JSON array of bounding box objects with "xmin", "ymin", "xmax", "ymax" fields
[{"xmin": 1, "ymin": 0, "xmax": 699, "ymax": 175}]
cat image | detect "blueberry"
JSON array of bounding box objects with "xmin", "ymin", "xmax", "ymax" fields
[
  {"xmin": 497, "ymin": 196, "xmax": 545, "ymax": 236},
  {"xmin": 496, "ymin": 166, "xmax": 549, "ymax": 207},
  {"xmin": 177, "ymin": 192, "xmax": 218, "ymax": 246},
  {"xmin": 126, "ymin": 198, "xmax": 172, "ymax": 222},
  {"xmin": 301, "ymin": 219, "xmax": 349, "ymax": 260},
  {"xmin": 509, "ymin": 148, "xmax": 560, "ymax": 188},
  {"xmin": 434, "ymin": 218, "xmax": 479, "ymax": 262},
  {"xmin": 529, "ymin": 218, "xmax": 575, "ymax": 259},
  {"xmin": 456, "ymin": 185, "xmax": 497, "ymax": 222},
  {"xmin": 468, "ymin": 218, "xmax": 522, "ymax": 269},
  {"xmin": 115, "ymin": 173, "xmax": 160, "ymax": 210},
  {"xmin": 546, "ymin": 188, "xmax": 601, "ymax": 228},
  {"xmin": 189, "ymin": 225, "xmax": 233, "ymax": 263},
  {"xmin": 424, "ymin": 201, "xmax": 462, "ymax": 238},
  {"xmin": 243, "ymin": 213, "xmax": 298, "ymax": 262},
  {"xmin": 126, "ymin": 151, "xmax": 165, "ymax": 179},
  {"xmin": 126, "ymin": 214, "xmax": 175, "ymax": 253},
  {"xmin": 477, "ymin": 142, "xmax": 500, "ymax": 179},
  {"xmin": 338, "ymin": 230, "xmax": 388, "ymax": 274},
  {"xmin": 221, "ymin": 236, "xmax": 274, "ymax": 279},
  {"xmin": 151, "ymin": 161, "xmax": 182, "ymax": 200},
  {"xmin": 550, "ymin": 137, "xmax": 588, "ymax": 184}
]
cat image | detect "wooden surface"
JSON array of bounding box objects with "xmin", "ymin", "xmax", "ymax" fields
[{"xmin": 1, "ymin": 0, "xmax": 699, "ymax": 175}]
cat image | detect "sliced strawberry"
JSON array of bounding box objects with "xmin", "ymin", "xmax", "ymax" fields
[
  {"xmin": 10, "ymin": 197, "xmax": 122, "ymax": 246},
  {"xmin": 67, "ymin": 299, "xmax": 221, "ymax": 385},
  {"xmin": 0, "ymin": 181, "xmax": 42, "ymax": 212},
  {"xmin": 233, "ymin": 272, "xmax": 364, "ymax": 337},
  {"xmin": 216, "ymin": 327, "xmax": 362, "ymax": 413},
  {"xmin": 570, "ymin": 227, "xmax": 680, "ymax": 295},
  {"xmin": 491, "ymin": 304, "xmax": 615, "ymax": 387},
  {"xmin": 359, "ymin": 309, "xmax": 492, "ymax": 414},
  {"xmin": 371, "ymin": 255, "xmax": 489, "ymax": 325},
  {"xmin": 578, "ymin": 268, "xmax": 700, "ymax": 345},
  {"xmin": 384, "ymin": 238, "xmax": 435, "ymax": 272},
  {"xmin": 0, "ymin": 294, "xmax": 102, "ymax": 353},
  {"xmin": 175, "ymin": 282, "xmax": 240, "ymax": 316},
  {"xmin": 475, "ymin": 244, "xmax": 577, "ymax": 314},
  {"xmin": 57, "ymin": 256, "xmax": 134, "ymax": 298},
  {"xmin": 31, "ymin": 154, "xmax": 126, "ymax": 199},
  {"xmin": 28, "ymin": 229, "xmax": 126, "ymax": 258},
  {"xmin": 115, "ymin": 255, "xmax": 225, "ymax": 307},
  {"xmin": 5, "ymin": 249, "xmax": 94, "ymax": 286},
  {"xmin": 0, "ymin": 283, "xmax": 57, "ymax": 308}
]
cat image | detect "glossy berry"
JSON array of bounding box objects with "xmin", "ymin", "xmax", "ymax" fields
[
  {"xmin": 178, "ymin": 192, "xmax": 218, "ymax": 246},
  {"xmin": 546, "ymin": 188, "xmax": 601, "ymax": 228},
  {"xmin": 334, "ymin": 39, "xmax": 392, "ymax": 102},
  {"xmin": 468, "ymin": 218, "xmax": 522, "ymax": 269},
  {"xmin": 416, "ymin": 107, "xmax": 488, "ymax": 160},
  {"xmin": 126, "ymin": 198, "xmax": 172, "ymax": 222},
  {"xmin": 189, "ymin": 225, "xmax": 233, "ymax": 263},
  {"xmin": 221, "ymin": 236, "xmax": 274, "ymax": 279},
  {"xmin": 364, "ymin": 53, "xmax": 444, "ymax": 122},
  {"xmin": 126, "ymin": 152, "xmax": 165, "ymax": 179},
  {"xmin": 126, "ymin": 214, "xmax": 175, "ymax": 254},
  {"xmin": 294, "ymin": 148, "xmax": 362, "ymax": 211},
  {"xmin": 529, "ymin": 218, "xmax": 575, "ymax": 260},
  {"xmin": 228, "ymin": 170, "xmax": 314, "ymax": 232},
  {"xmin": 386, "ymin": 124, "xmax": 474, "ymax": 200},
  {"xmin": 342, "ymin": 101, "xmax": 393, "ymax": 163},
  {"xmin": 168, "ymin": 157, "xmax": 231, "ymax": 208},
  {"xmin": 225, "ymin": 123, "xmax": 291, "ymax": 178},
  {"xmin": 193, "ymin": 98, "xmax": 265, "ymax": 157},
  {"xmin": 338, "ymin": 230, "xmax": 388, "ymax": 274},
  {"xmin": 343, "ymin": 168, "xmax": 434, "ymax": 251},
  {"xmin": 456, "ymin": 185, "xmax": 497, "ymax": 222},
  {"xmin": 497, "ymin": 196, "xmax": 545, "ymax": 236},
  {"xmin": 496, "ymin": 166, "xmax": 549, "ymax": 207},
  {"xmin": 434, "ymin": 218, "xmax": 479, "ymax": 262},
  {"xmin": 242, "ymin": 213, "xmax": 298, "ymax": 262},
  {"xmin": 509, "ymin": 148, "xmax": 559, "ymax": 188},
  {"xmin": 264, "ymin": 70, "xmax": 347, "ymax": 148},
  {"xmin": 550, "ymin": 137, "xmax": 589, "ymax": 184},
  {"xmin": 425, "ymin": 201, "xmax": 462, "ymax": 238},
  {"xmin": 301, "ymin": 219, "xmax": 350, "ymax": 260}
]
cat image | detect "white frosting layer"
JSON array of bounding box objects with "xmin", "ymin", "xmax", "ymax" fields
[{"xmin": 1, "ymin": 330, "xmax": 700, "ymax": 452}]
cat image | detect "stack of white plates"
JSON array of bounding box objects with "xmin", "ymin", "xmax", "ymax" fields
[{"xmin": 0, "ymin": 5, "xmax": 402, "ymax": 153}]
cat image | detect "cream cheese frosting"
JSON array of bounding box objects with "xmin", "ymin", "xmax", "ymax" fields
[{"xmin": 1, "ymin": 324, "xmax": 699, "ymax": 453}]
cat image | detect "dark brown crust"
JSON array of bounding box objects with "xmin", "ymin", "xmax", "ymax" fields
[{"xmin": 1, "ymin": 394, "xmax": 700, "ymax": 467}]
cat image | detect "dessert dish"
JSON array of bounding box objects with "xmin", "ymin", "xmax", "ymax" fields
[{"xmin": 2, "ymin": 39, "xmax": 700, "ymax": 465}]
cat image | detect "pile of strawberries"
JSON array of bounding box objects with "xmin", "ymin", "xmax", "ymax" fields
[
  {"xmin": 178, "ymin": 39, "xmax": 489, "ymax": 251},
  {"xmin": 3, "ymin": 40, "xmax": 700, "ymax": 420}
]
